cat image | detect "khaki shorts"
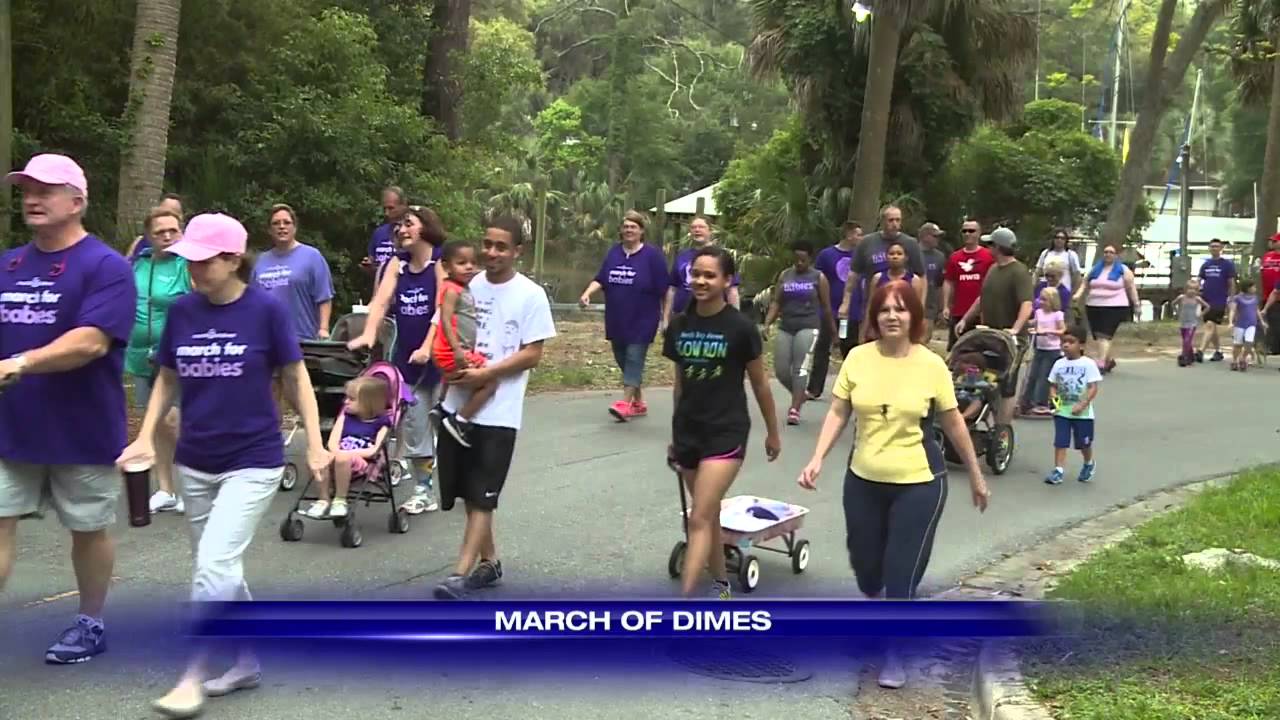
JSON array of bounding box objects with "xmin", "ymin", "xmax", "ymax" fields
[{"xmin": 0, "ymin": 461, "xmax": 121, "ymax": 532}]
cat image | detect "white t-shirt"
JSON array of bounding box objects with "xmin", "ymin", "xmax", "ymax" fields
[
  {"xmin": 1048, "ymin": 355, "xmax": 1102, "ymax": 420},
  {"xmin": 441, "ymin": 272, "xmax": 556, "ymax": 430},
  {"xmin": 1037, "ymin": 249, "xmax": 1083, "ymax": 290}
]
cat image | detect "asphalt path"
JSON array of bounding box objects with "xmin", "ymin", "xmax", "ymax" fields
[{"xmin": 1, "ymin": 356, "xmax": 1275, "ymax": 719}]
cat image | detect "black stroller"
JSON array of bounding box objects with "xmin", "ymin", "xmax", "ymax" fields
[{"xmin": 936, "ymin": 328, "xmax": 1026, "ymax": 475}]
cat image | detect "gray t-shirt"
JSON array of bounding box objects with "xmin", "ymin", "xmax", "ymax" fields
[
  {"xmin": 452, "ymin": 284, "xmax": 479, "ymax": 348},
  {"xmin": 1178, "ymin": 296, "xmax": 1201, "ymax": 328},
  {"xmin": 851, "ymin": 231, "xmax": 926, "ymax": 282},
  {"xmin": 922, "ymin": 247, "xmax": 947, "ymax": 316},
  {"xmin": 777, "ymin": 267, "xmax": 823, "ymax": 334}
]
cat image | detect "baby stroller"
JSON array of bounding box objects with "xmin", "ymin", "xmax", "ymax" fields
[
  {"xmin": 279, "ymin": 360, "xmax": 416, "ymax": 548},
  {"xmin": 936, "ymin": 327, "xmax": 1026, "ymax": 475},
  {"xmin": 278, "ymin": 313, "xmax": 400, "ymax": 491}
]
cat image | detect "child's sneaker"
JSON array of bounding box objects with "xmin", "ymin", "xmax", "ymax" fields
[
  {"xmin": 1077, "ymin": 462, "xmax": 1095, "ymax": 483},
  {"xmin": 329, "ymin": 499, "xmax": 348, "ymax": 518},
  {"xmin": 630, "ymin": 401, "xmax": 648, "ymax": 417},
  {"xmin": 1211, "ymin": 351, "xmax": 1224, "ymax": 362},
  {"xmin": 442, "ymin": 415, "xmax": 473, "ymax": 448},
  {"xmin": 608, "ymin": 400, "xmax": 633, "ymax": 422},
  {"xmin": 303, "ymin": 501, "xmax": 330, "ymax": 519},
  {"xmin": 1195, "ymin": 350, "xmax": 1204, "ymax": 363},
  {"xmin": 1044, "ymin": 468, "xmax": 1064, "ymax": 485},
  {"xmin": 710, "ymin": 580, "xmax": 732, "ymax": 600}
]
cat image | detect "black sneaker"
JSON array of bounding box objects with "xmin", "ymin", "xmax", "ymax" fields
[
  {"xmin": 1211, "ymin": 351, "xmax": 1224, "ymax": 362},
  {"xmin": 433, "ymin": 574, "xmax": 469, "ymax": 600},
  {"xmin": 466, "ymin": 559, "xmax": 503, "ymax": 590},
  {"xmin": 442, "ymin": 415, "xmax": 473, "ymax": 448},
  {"xmin": 1195, "ymin": 350, "xmax": 1204, "ymax": 363},
  {"xmin": 46, "ymin": 616, "xmax": 106, "ymax": 664},
  {"xmin": 426, "ymin": 404, "xmax": 446, "ymax": 431}
]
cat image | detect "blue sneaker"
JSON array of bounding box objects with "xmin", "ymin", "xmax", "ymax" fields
[
  {"xmin": 1044, "ymin": 468, "xmax": 1064, "ymax": 485},
  {"xmin": 1077, "ymin": 462, "xmax": 1095, "ymax": 483},
  {"xmin": 45, "ymin": 616, "xmax": 106, "ymax": 664}
]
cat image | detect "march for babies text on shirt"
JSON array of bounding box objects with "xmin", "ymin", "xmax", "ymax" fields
[{"xmin": 1048, "ymin": 356, "xmax": 1102, "ymax": 420}]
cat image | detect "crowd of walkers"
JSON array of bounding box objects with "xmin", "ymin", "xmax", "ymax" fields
[{"xmin": 2, "ymin": 151, "xmax": 1277, "ymax": 713}]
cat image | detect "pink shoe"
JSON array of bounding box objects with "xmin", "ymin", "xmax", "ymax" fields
[
  {"xmin": 630, "ymin": 401, "xmax": 648, "ymax": 417},
  {"xmin": 608, "ymin": 400, "xmax": 633, "ymax": 422},
  {"xmin": 787, "ymin": 408, "xmax": 801, "ymax": 425}
]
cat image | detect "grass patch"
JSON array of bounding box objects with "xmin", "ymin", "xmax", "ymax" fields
[{"xmin": 1023, "ymin": 467, "xmax": 1280, "ymax": 720}]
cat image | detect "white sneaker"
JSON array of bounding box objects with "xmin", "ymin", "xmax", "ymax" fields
[
  {"xmin": 149, "ymin": 491, "xmax": 178, "ymax": 514},
  {"xmin": 304, "ymin": 501, "xmax": 330, "ymax": 519},
  {"xmin": 174, "ymin": 497, "xmax": 185, "ymax": 514},
  {"xmin": 329, "ymin": 500, "xmax": 348, "ymax": 518},
  {"xmin": 877, "ymin": 650, "xmax": 907, "ymax": 689}
]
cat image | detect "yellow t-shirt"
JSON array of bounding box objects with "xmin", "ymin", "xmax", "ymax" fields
[{"xmin": 832, "ymin": 343, "xmax": 959, "ymax": 484}]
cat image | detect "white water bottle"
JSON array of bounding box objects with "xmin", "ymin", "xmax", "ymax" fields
[{"xmin": 839, "ymin": 318, "xmax": 849, "ymax": 339}]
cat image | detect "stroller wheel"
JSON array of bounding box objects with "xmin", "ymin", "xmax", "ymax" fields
[
  {"xmin": 987, "ymin": 424, "xmax": 1015, "ymax": 475},
  {"xmin": 280, "ymin": 516, "xmax": 304, "ymax": 542},
  {"xmin": 280, "ymin": 464, "xmax": 299, "ymax": 492},
  {"xmin": 667, "ymin": 541, "xmax": 687, "ymax": 578},
  {"xmin": 340, "ymin": 523, "xmax": 363, "ymax": 548},
  {"xmin": 389, "ymin": 508, "xmax": 410, "ymax": 534}
]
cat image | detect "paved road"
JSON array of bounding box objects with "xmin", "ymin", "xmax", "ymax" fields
[{"xmin": 1, "ymin": 357, "xmax": 1275, "ymax": 719}]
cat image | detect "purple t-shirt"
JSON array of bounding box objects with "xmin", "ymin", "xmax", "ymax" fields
[
  {"xmin": 669, "ymin": 246, "xmax": 742, "ymax": 315},
  {"xmin": 815, "ymin": 245, "xmax": 855, "ymax": 319},
  {"xmin": 596, "ymin": 243, "xmax": 668, "ymax": 345},
  {"xmin": 368, "ymin": 223, "xmax": 398, "ymax": 267},
  {"xmin": 252, "ymin": 243, "xmax": 335, "ymax": 341},
  {"xmin": 339, "ymin": 412, "xmax": 391, "ymax": 451},
  {"xmin": 1233, "ymin": 294, "xmax": 1259, "ymax": 329},
  {"xmin": 1198, "ymin": 257, "xmax": 1236, "ymax": 307},
  {"xmin": 0, "ymin": 235, "xmax": 135, "ymax": 465},
  {"xmin": 390, "ymin": 253, "xmax": 440, "ymax": 388},
  {"xmin": 157, "ymin": 286, "xmax": 302, "ymax": 473},
  {"xmin": 1033, "ymin": 281, "xmax": 1072, "ymax": 314}
]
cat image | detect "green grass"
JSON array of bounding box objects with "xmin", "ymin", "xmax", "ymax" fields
[{"xmin": 1023, "ymin": 467, "xmax": 1280, "ymax": 720}]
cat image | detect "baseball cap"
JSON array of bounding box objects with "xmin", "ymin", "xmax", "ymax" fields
[
  {"xmin": 918, "ymin": 222, "xmax": 943, "ymax": 237},
  {"xmin": 1270, "ymin": 232, "xmax": 1280, "ymax": 244},
  {"xmin": 989, "ymin": 227, "xmax": 1017, "ymax": 250},
  {"xmin": 168, "ymin": 213, "xmax": 248, "ymax": 262},
  {"xmin": 4, "ymin": 154, "xmax": 89, "ymax": 197}
]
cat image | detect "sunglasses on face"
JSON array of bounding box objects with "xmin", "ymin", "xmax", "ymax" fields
[{"xmin": 962, "ymin": 229, "xmax": 977, "ymax": 234}]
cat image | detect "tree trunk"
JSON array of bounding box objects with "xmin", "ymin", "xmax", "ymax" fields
[
  {"xmin": 848, "ymin": 7, "xmax": 902, "ymax": 226},
  {"xmin": 422, "ymin": 0, "xmax": 472, "ymax": 141},
  {"xmin": 1099, "ymin": 0, "xmax": 1229, "ymax": 251},
  {"xmin": 1, "ymin": 0, "xmax": 13, "ymax": 248},
  {"xmin": 1254, "ymin": 35, "xmax": 1280, "ymax": 261},
  {"xmin": 116, "ymin": 0, "xmax": 182, "ymax": 245}
]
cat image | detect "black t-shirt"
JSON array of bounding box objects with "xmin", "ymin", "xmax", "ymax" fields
[{"xmin": 663, "ymin": 305, "xmax": 762, "ymax": 437}]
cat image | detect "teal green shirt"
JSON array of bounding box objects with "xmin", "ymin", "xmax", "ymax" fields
[{"xmin": 125, "ymin": 252, "xmax": 190, "ymax": 377}]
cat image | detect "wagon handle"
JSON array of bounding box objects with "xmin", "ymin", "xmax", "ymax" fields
[{"xmin": 669, "ymin": 455, "xmax": 689, "ymax": 539}]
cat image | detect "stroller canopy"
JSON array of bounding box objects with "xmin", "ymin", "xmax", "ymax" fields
[{"xmin": 947, "ymin": 328, "xmax": 1019, "ymax": 378}]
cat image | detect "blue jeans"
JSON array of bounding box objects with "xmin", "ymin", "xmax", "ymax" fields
[
  {"xmin": 611, "ymin": 341, "xmax": 648, "ymax": 388},
  {"xmin": 1024, "ymin": 348, "xmax": 1061, "ymax": 409}
]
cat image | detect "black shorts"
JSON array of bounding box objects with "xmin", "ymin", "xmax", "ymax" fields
[
  {"xmin": 435, "ymin": 424, "xmax": 517, "ymax": 511},
  {"xmin": 1267, "ymin": 306, "xmax": 1280, "ymax": 354},
  {"xmin": 1202, "ymin": 306, "xmax": 1227, "ymax": 325},
  {"xmin": 671, "ymin": 425, "xmax": 748, "ymax": 471},
  {"xmin": 1085, "ymin": 306, "xmax": 1129, "ymax": 339}
]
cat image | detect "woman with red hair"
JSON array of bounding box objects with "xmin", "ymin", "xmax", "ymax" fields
[{"xmin": 797, "ymin": 280, "xmax": 989, "ymax": 690}]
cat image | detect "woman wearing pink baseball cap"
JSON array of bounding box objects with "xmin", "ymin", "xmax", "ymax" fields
[{"xmin": 117, "ymin": 213, "xmax": 330, "ymax": 718}]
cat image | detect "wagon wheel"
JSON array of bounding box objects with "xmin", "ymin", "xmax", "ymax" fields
[
  {"xmin": 738, "ymin": 555, "xmax": 761, "ymax": 593},
  {"xmin": 791, "ymin": 540, "xmax": 811, "ymax": 574}
]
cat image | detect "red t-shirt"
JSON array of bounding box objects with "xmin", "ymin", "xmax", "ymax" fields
[
  {"xmin": 1260, "ymin": 250, "xmax": 1280, "ymax": 304},
  {"xmin": 944, "ymin": 246, "xmax": 995, "ymax": 316}
]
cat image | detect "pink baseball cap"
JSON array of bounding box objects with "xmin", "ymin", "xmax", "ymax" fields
[
  {"xmin": 168, "ymin": 213, "xmax": 248, "ymax": 262},
  {"xmin": 4, "ymin": 154, "xmax": 89, "ymax": 197}
]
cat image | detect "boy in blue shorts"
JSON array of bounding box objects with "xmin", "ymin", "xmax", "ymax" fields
[{"xmin": 1045, "ymin": 326, "xmax": 1101, "ymax": 485}]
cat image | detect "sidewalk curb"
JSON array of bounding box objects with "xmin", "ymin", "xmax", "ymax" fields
[{"xmin": 961, "ymin": 469, "xmax": 1245, "ymax": 720}]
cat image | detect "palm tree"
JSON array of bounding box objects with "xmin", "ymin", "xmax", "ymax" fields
[
  {"xmin": 748, "ymin": 0, "xmax": 1035, "ymax": 226},
  {"xmin": 116, "ymin": 0, "xmax": 182, "ymax": 243},
  {"xmin": 1231, "ymin": 0, "xmax": 1280, "ymax": 259}
]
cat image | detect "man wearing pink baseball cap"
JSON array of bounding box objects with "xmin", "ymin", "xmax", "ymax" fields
[{"xmin": 0, "ymin": 154, "xmax": 137, "ymax": 664}]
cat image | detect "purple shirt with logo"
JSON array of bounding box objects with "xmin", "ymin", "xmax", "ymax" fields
[
  {"xmin": 157, "ymin": 286, "xmax": 302, "ymax": 473},
  {"xmin": 368, "ymin": 223, "xmax": 398, "ymax": 268},
  {"xmin": 339, "ymin": 412, "xmax": 391, "ymax": 451},
  {"xmin": 815, "ymin": 245, "xmax": 860, "ymax": 320},
  {"xmin": 252, "ymin": 243, "xmax": 335, "ymax": 341},
  {"xmin": 0, "ymin": 235, "xmax": 135, "ymax": 465},
  {"xmin": 668, "ymin": 247, "xmax": 742, "ymax": 315},
  {"xmin": 1198, "ymin": 257, "xmax": 1237, "ymax": 307},
  {"xmin": 1233, "ymin": 294, "xmax": 1259, "ymax": 329},
  {"xmin": 390, "ymin": 253, "xmax": 440, "ymax": 388},
  {"xmin": 596, "ymin": 242, "xmax": 669, "ymax": 345}
]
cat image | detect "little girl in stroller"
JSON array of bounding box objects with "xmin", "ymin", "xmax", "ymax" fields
[
  {"xmin": 305, "ymin": 375, "xmax": 393, "ymax": 519},
  {"xmin": 950, "ymin": 350, "xmax": 998, "ymax": 421}
]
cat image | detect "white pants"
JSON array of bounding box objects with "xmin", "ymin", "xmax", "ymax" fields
[
  {"xmin": 1233, "ymin": 326, "xmax": 1257, "ymax": 345},
  {"xmin": 179, "ymin": 465, "xmax": 282, "ymax": 602}
]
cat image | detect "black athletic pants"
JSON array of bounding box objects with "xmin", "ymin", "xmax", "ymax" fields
[
  {"xmin": 842, "ymin": 469, "xmax": 948, "ymax": 599},
  {"xmin": 807, "ymin": 323, "xmax": 859, "ymax": 397}
]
